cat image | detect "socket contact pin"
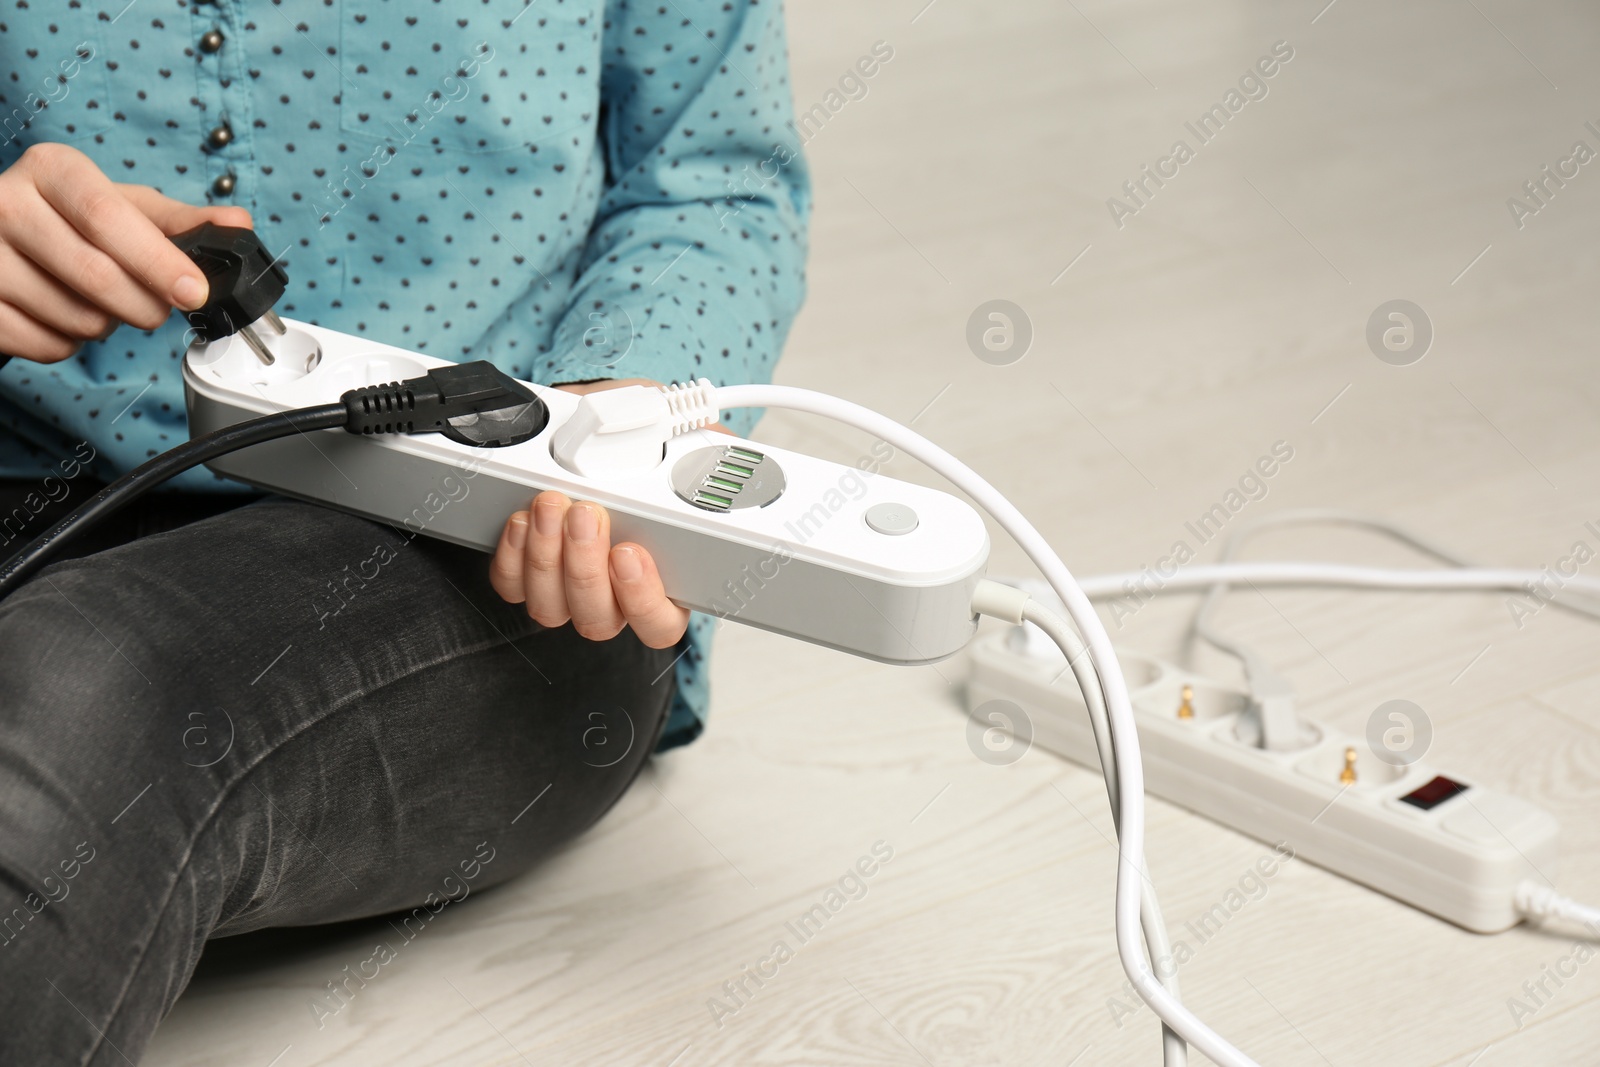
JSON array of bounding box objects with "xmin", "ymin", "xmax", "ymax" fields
[
  {"xmin": 1177, "ymin": 684, "xmax": 1195, "ymax": 720},
  {"xmin": 1340, "ymin": 746, "xmax": 1358, "ymax": 785}
]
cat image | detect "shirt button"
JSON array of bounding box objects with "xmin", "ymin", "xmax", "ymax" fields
[
  {"xmin": 212, "ymin": 172, "xmax": 236, "ymax": 196},
  {"xmin": 207, "ymin": 123, "xmax": 233, "ymax": 149},
  {"xmin": 199, "ymin": 29, "xmax": 225, "ymax": 54}
]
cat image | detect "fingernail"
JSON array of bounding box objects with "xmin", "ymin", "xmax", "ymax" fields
[
  {"xmin": 172, "ymin": 274, "xmax": 208, "ymax": 311},
  {"xmin": 507, "ymin": 513, "xmax": 528, "ymax": 551},
  {"xmin": 566, "ymin": 503, "xmax": 598, "ymax": 543},
  {"xmin": 612, "ymin": 545, "xmax": 642, "ymax": 581},
  {"xmin": 533, "ymin": 499, "xmax": 562, "ymax": 538}
]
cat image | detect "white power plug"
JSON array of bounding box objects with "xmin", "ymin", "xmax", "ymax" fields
[
  {"xmin": 551, "ymin": 386, "xmax": 676, "ymax": 476},
  {"xmin": 550, "ymin": 380, "xmax": 720, "ymax": 476}
]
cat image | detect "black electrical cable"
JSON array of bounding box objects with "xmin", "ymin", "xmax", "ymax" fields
[
  {"xmin": 0, "ymin": 402, "xmax": 346, "ymax": 601},
  {"xmin": 0, "ymin": 352, "xmax": 544, "ymax": 601}
]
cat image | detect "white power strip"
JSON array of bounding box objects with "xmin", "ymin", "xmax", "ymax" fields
[
  {"xmin": 966, "ymin": 627, "xmax": 1559, "ymax": 933},
  {"xmin": 181, "ymin": 318, "xmax": 990, "ymax": 663}
]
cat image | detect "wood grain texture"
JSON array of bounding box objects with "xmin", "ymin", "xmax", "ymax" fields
[{"xmin": 143, "ymin": 0, "xmax": 1600, "ymax": 1063}]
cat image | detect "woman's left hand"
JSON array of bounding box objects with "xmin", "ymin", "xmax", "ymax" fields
[{"xmin": 487, "ymin": 378, "xmax": 710, "ymax": 649}]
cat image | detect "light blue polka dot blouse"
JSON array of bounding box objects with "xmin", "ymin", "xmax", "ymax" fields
[{"xmin": 0, "ymin": 0, "xmax": 812, "ymax": 751}]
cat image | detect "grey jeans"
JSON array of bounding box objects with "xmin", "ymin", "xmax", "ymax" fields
[{"xmin": 0, "ymin": 486, "xmax": 676, "ymax": 1066}]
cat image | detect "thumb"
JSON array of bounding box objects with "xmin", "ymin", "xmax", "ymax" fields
[{"xmin": 116, "ymin": 183, "xmax": 253, "ymax": 236}]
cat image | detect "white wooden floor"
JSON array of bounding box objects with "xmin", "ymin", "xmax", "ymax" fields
[{"xmin": 146, "ymin": 1, "xmax": 1600, "ymax": 1064}]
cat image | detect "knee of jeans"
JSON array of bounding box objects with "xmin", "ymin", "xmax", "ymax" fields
[
  {"xmin": 0, "ymin": 561, "xmax": 195, "ymax": 809},
  {"xmin": 4, "ymin": 556, "xmax": 167, "ymax": 686},
  {"xmin": 0, "ymin": 581, "xmax": 152, "ymax": 923}
]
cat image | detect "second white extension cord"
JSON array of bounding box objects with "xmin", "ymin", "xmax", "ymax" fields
[{"xmin": 968, "ymin": 624, "xmax": 1560, "ymax": 933}]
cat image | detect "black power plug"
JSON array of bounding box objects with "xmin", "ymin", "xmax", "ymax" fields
[
  {"xmin": 169, "ymin": 221, "xmax": 289, "ymax": 365},
  {"xmin": 342, "ymin": 363, "xmax": 549, "ymax": 448}
]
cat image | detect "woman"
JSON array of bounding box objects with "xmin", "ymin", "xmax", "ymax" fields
[{"xmin": 0, "ymin": 2, "xmax": 808, "ymax": 1062}]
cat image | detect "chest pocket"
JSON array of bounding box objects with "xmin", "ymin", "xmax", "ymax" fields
[
  {"xmin": 0, "ymin": 13, "xmax": 111, "ymax": 154},
  {"xmin": 338, "ymin": 3, "xmax": 554, "ymax": 155}
]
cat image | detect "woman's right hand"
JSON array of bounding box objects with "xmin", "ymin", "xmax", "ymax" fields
[{"xmin": 0, "ymin": 142, "xmax": 253, "ymax": 363}]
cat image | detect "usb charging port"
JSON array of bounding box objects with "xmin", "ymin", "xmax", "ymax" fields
[{"xmin": 694, "ymin": 491, "xmax": 733, "ymax": 510}]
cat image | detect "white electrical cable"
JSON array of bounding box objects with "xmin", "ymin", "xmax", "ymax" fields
[
  {"xmin": 973, "ymin": 581, "xmax": 1186, "ymax": 1064},
  {"xmin": 709, "ymin": 384, "xmax": 1261, "ymax": 1067},
  {"xmin": 974, "ymin": 579, "xmax": 1186, "ymax": 1064},
  {"xmin": 1015, "ymin": 593, "xmax": 1188, "ymax": 1067},
  {"xmin": 1187, "ymin": 511, "xmax": 1490, "ymax": 746},
  {"xmin": 1516, "ymin": 881, "xmax": 1600, "ymax": 933},
  {"xmin": 1074, "ymin": 562, "xmax": 1600, "ymax": 603},
  {"xmin": 1187, "ymin": 510, "xmax": 1600, "ymax": 673}
]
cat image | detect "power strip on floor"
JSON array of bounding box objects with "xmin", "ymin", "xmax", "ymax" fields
[{"xmin": 966, "ymin": 627, "xmax": 1559, "ymax": 933}]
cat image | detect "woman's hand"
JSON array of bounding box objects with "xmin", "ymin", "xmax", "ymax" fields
[
  {"xmin": 488, "ymin": 378, "xmax": 725, "ymax": 648},
  {"xmin": 489, "ymin": 488, "xmax": 689, "ymax": 648},
  {"xmin": 0, "ymin": 142, "xmax": 252, "ymax": 362}
]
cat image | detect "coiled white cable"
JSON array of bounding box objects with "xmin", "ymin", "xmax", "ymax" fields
[{"xmin": 709, "ymin": 383, "xmax": 1262, "ymax": 1067}]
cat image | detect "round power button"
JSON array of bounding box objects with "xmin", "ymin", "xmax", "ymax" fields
[{"xmin": 865, "ymin": 502, "xmax": 918, "ymax": 535}]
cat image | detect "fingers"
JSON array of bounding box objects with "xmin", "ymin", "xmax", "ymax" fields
[
  {"xmin": 13, "ymin": 144, "xmax": 206, "ymax": 322},
  {"xmin": 486, "ymin": 492, "xmax": 686, "ymax": 647},
  {"xmin": 119, "ymin": 183, "xmax": 253, "ymax": 235},
  {"xmin": 488, "ymin": 510, "xmax": 530, "ymax": 604},
  {"xmin": 525, "ymin": 492, "xmax": 572, "ymax": 627},
  {"xmin": 561, "ymin": 500, "xmax": 626, "ymax": 641},
  {"xmin": 488, "ymin": 490, "xmax": 576, "ymax": 627},
  {"xmin": 610, "ymin": 544, "xmax": 690, "ymax": 648},
  {"xmin": 4, "ymin": 182, "xmax": 173, "ymax": 331},
  {"xmin": 0, "ymin": 299, "xmax": 79, "ymax": 363},
  {"xmin": 0, "ymin": 243, "xmax": 114, "ymax": 341}
]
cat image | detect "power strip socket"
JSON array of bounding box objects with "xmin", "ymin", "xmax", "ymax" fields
[
  {"xmin": 182, "ymin": 318, "xmax": 989, "ymax": 663},
  {"xmin": 966, "ymin": 628, "xmax": 1559, "ymax": 933}
]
